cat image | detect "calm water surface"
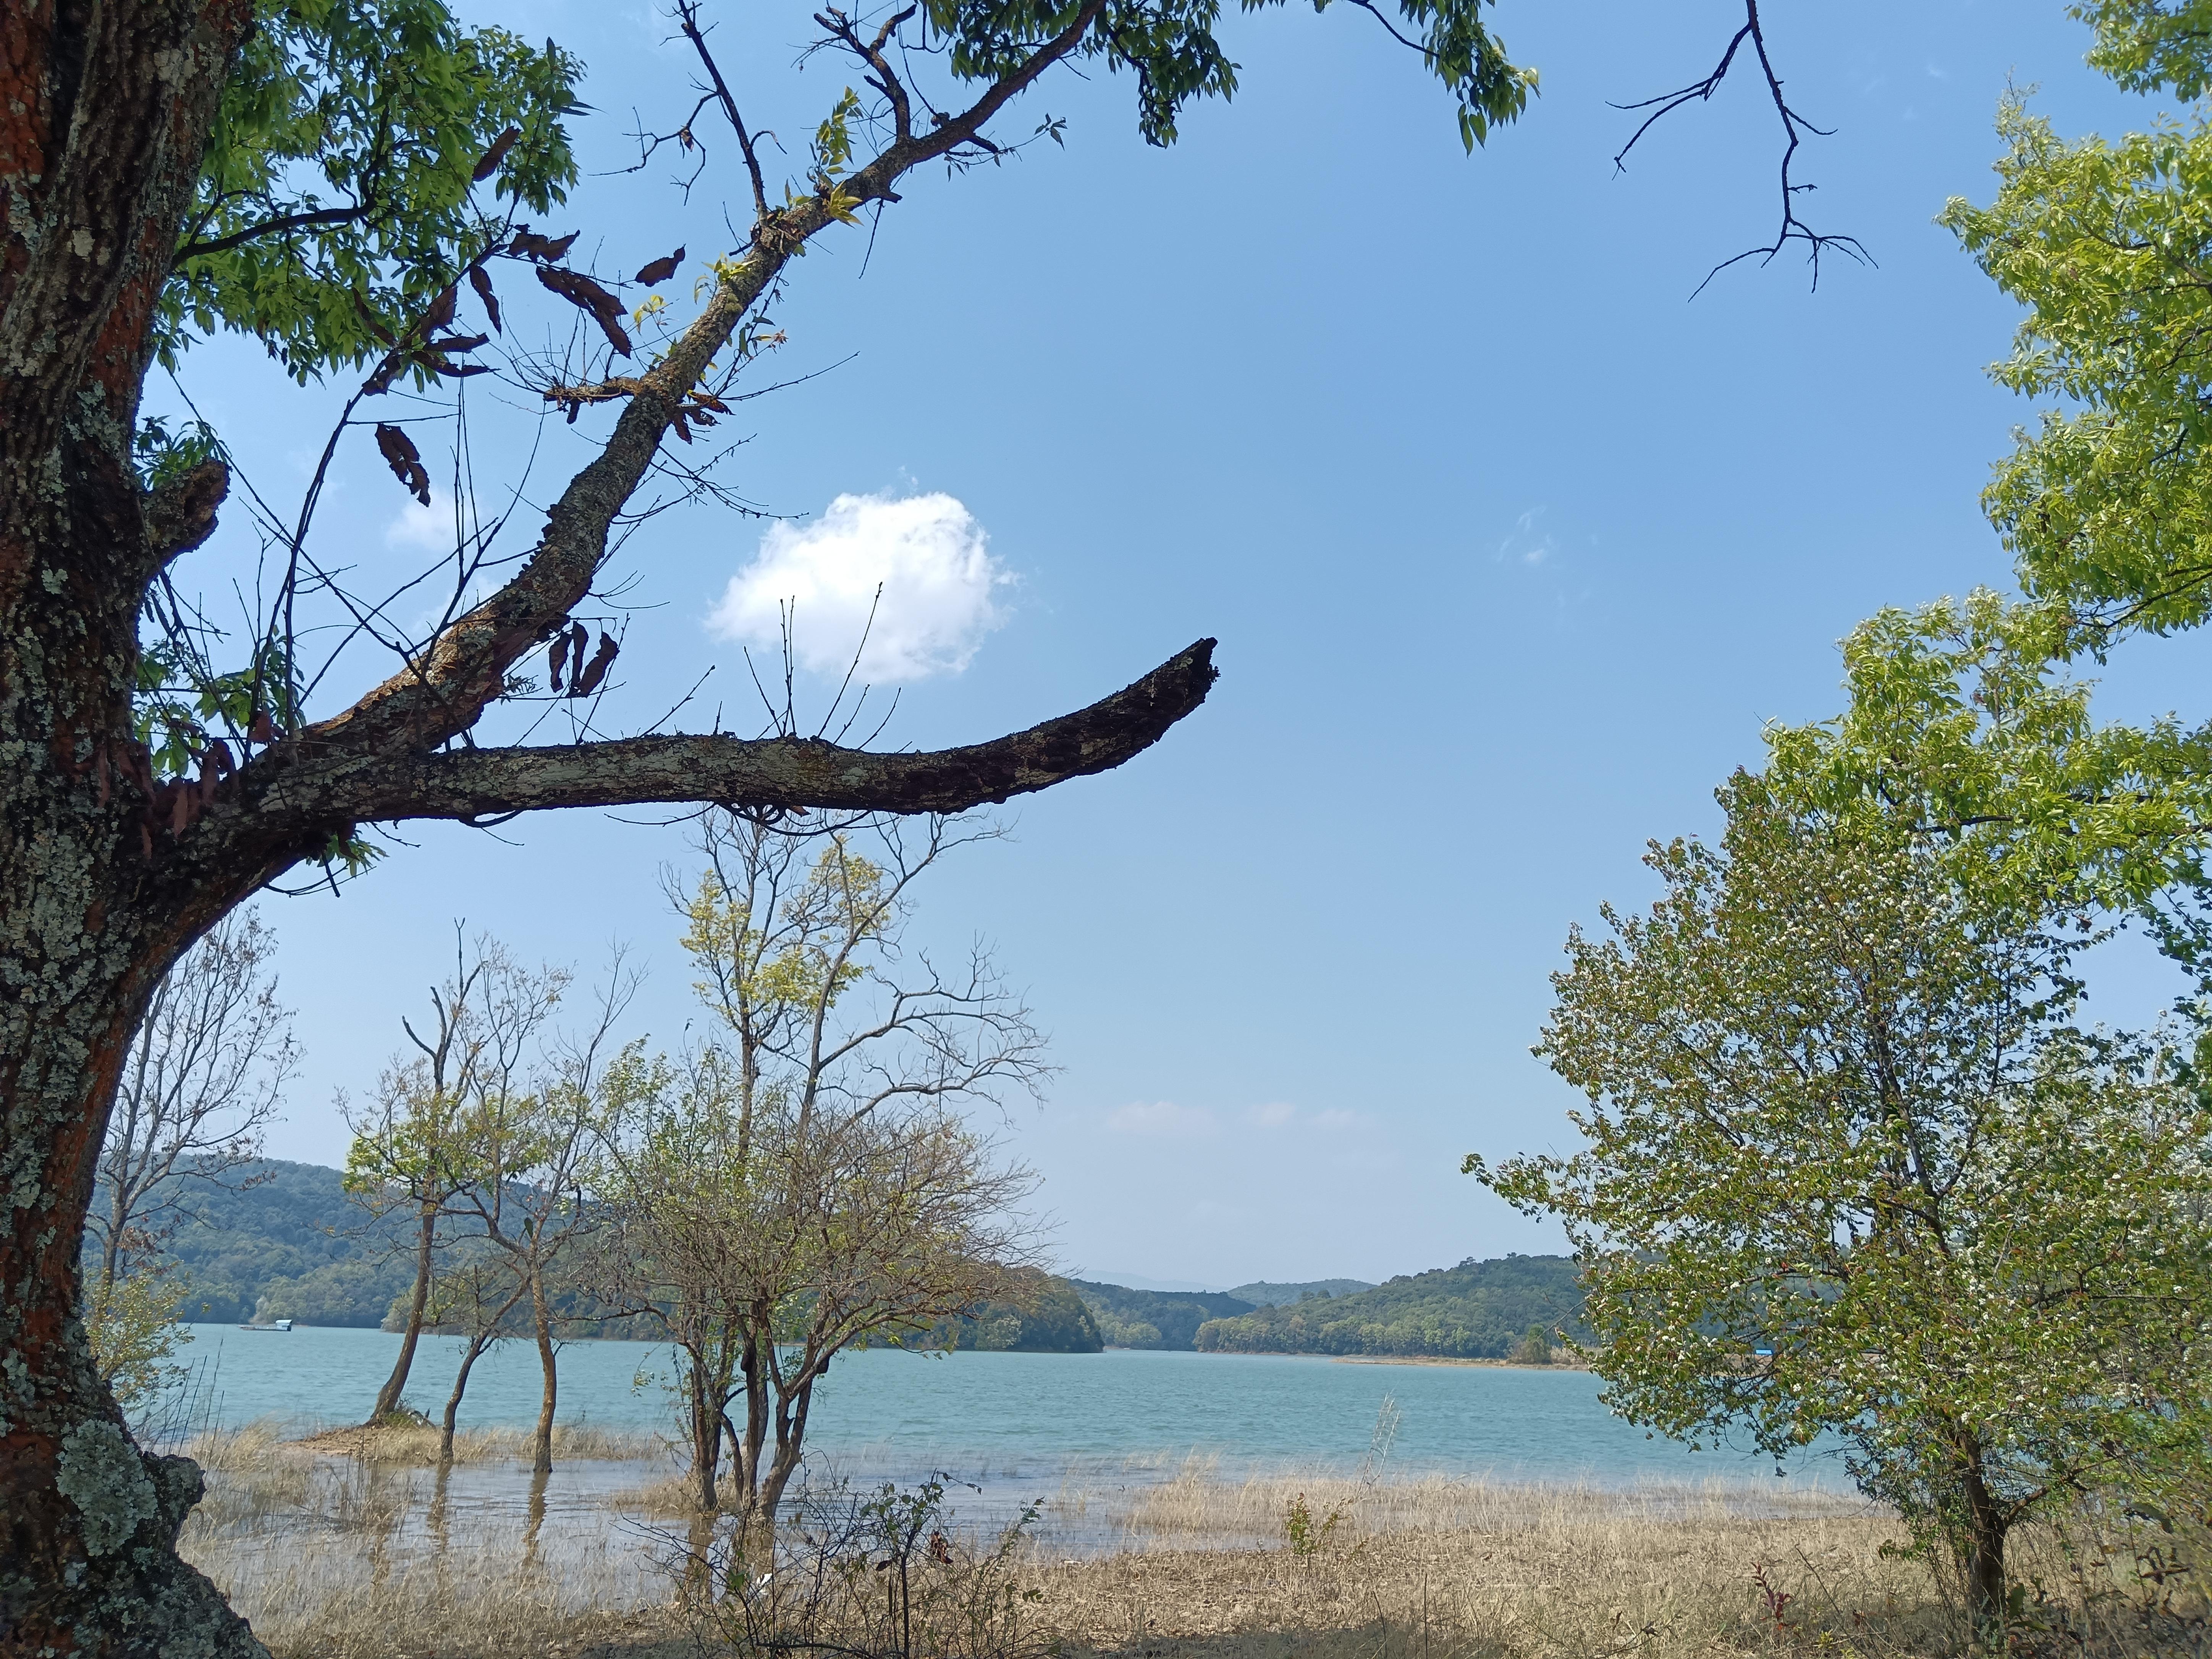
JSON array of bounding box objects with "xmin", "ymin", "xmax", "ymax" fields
[{"xmin": 176, "ymin": 1324, "xmax": 1827, "ymax": 1494}]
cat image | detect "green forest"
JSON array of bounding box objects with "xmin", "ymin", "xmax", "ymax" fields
[
  {"xmin": 1069, "ymin": 1280, "xmax": 1260, "ymax": 1349},
  {"xmin": 1226, "ymin": 1279, "xmax": 1376, "ymax": 1307},
  {"xmin": 928, "ymin": 1271, "xmax": 1104, "ymax": 1353},
  {"xmin": 103, "ymin": 1159, "xmax": 1556, "ymax": 1358},
  {"xmin": 102, "ymin": 1159, "xmax": 418, "ymax": 1327},
  {"xmin": 1193, "ymin": 1256, "xmax": 1586, "ymax": 1359}
]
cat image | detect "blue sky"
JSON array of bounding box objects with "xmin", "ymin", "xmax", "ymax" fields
[{"xmin": 172, "ymin": 0, "xmax": 2212, "ymax": 1288}]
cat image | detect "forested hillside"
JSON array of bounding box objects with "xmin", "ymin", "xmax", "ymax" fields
[
  {"xmin": 930, "ymin": 1271, "xmax": 1104, "ymax": 1353},
  {"xmin": 103, "ymin": 1159, "xmax": 1109, "ymax": 1349},
  {"xmin": 1227, "ymin": 1279, "xmax": 1376, "ymax": 1306},
  {"xmin": 1194, "ymin": 1256, "xmax": 1586, "ymax": 1358},
  {"xmin": 1071, "ymin": 1280, "xmax": 1256, "ymax": 1349},
  {"xmin": 111, "ymin": 1161, "xmax": 1581, "ymax": 1360},
  {"xmin": 93, "ymin": 1159, "xmax": 418, "ymax": 1326}
]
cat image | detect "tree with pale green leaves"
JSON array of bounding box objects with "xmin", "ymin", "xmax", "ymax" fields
[
  {"xmin": 341, "ymin": 930, "xmax": 567, "ymax": 1426},
  {"xmin": 1472, "ymin": 765, "xmax": 2212, "ymax": 1645},
  {"xmin": 596, "ymin": 814, "xmax": 1045, "ymax": 1526},
  {"xmin": 1951, "ymin": 2, "xmax": 2212, "ymax": 645}
]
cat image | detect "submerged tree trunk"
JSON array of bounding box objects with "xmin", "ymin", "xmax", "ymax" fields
[
  {"xmin": 438, "ymin": 1333, "xmax": 496, "ymax": 1468},
  {"xmin": 736, "ymin": 1326, "xmax": 768, "ymax": 1521},
  {"xmin": 758, "ymin": 1367, "xmax": 825, "ymax": 1532},
  {"xmin": 529, "ymin": 1268, "xmax": 558, "ymax": 1477},
  {"xmin": 370, "ymin": 1205, "xmax": 438, "ymax": 1423}
]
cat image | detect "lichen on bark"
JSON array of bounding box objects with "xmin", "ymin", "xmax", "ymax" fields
[{"xmin": 57, "ymin": 1420, "xmax": 159, "ymax": 1556}]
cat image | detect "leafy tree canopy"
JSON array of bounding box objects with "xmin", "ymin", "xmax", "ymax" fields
[
  {"xmin": 1948, "ymin": 4, "xmax": 2212, "ymax": 639},
  {"xmin": 1751, "ymin": 592, "xmax": 2212, "ymax": 913},
  {"xmin": 158, "ymin": 0, "xmax": 1530, "ymax": 391},
  {"xmin": 164, "ymin": 0, "xmax": 584, "ymax": 383}
]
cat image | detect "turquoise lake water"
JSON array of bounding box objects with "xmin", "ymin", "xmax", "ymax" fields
[{"xmin": 175, "ymin": 1324, "xmax": 1834, "ymax": 1493}]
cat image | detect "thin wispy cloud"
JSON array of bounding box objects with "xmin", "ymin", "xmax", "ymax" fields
[
  {"xmin": 1495, "ymin": 506, "xmax": 1557, "ymax": 567},
  {"xmin": 708, "ymin": 491, "xmax": 1012, "ymax": 683},
  {"xmin": 386, "ymin": 487, "xmax": 467, "ymax": 554},
  {"xmin": 1107, "ymin": 1100, "xmax": 1219, "ymax": 1138}
]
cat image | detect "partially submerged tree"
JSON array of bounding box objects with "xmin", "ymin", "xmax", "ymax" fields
[
  {"xmin": 420, "ymin": 1255, "xmax": 532, "ymax": 1469},
  {"xmin": 598, "ymin": 1045, "xmax": 754, "ymax": 1513},
  {"xmin": 343, "ymin": 930, "xmax": 565, "ymax": 1425},
  {"xmin": 601, "ymin": 814, "xmax": 1043, "ymax": 1523},
  {"xmin": 440, "ymin": 954, "xmax": 628, "ymax": 1478},
  {"xmin": 1474, "ymin": 768, "xmax": 2212, "ymax": 1643}
]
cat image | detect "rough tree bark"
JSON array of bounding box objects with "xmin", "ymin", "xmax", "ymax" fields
[
  {"xmin": 368, "ymin": 1204, "xmax": 439, "ymax": 1423},
  {"xmin": 0, "ymin": 0, "xmax": 1213, "ymax": 1649}
]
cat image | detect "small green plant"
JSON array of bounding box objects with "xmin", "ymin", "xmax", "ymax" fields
[{"xmin": 1284, "ymin": 1491, "xmax": 1346, "ymax": 1561}]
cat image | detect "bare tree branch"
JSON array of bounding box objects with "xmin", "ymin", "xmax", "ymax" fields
[
  {"xmin": 1611, "ymin": 0, "xmax": 1870, "ymax": 293},
  {"xmin": 330, "ymin": 638, "xmax": 1218, "ymax": 824}
]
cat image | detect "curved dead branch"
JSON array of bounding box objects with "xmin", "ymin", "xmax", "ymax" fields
[{"xmin": 342, "ymin": 638, "xmax": 1218, "ymax": 820}]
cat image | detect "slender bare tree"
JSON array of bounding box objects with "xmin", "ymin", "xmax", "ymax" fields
[
  {"xmin": 421, "ymin": 1255, "xmax": 532, "ymax": 1468},
  {"xmin": 440, "ymin": 952, "xmax": 629, "ymax": 1476},
  {"xmin": 89, "ymin": 911, "xmax": 296, "ymax": 1300}
]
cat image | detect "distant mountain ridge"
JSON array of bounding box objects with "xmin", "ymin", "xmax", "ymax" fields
[
  {"xmin": 100, "ymin": 1159, "xmax": 1583, "ymax": 1361},
  {"xmin": 1226, "ymin": 1279, "xmax": 1376, "ymax": 1307},
  {"xmin": 1195, "ymin": 1255, "xmax": 1585, "ymax": 1360}
]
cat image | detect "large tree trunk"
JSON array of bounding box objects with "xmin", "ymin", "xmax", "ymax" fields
[
  {"xmin": 0, "ymin": 0, "xmax": 270, "ymax": 1645},
  {"xmin": 370, "ymin": 1205, "xmax": 438, "ymax": 1423},
  {"xmin": 0, "ymin": 977, "xmax": 265, "ymax": 1657}
]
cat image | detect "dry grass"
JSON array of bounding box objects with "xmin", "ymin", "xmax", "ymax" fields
[
  {"xmin": 294, "ymin": 1418, "xmax": 660, "ymax": 1465},
  {"xmin": 1021, "ymin": 1470, "xmax": 2206, "ymax": 1659},
  {"xmin": 1032, "ymin": 1483, "xmax": 1927, "ymax": 1659},
  {"xmin": 1082, "ymin": 1458, "xmax": 1866, "ymax": 1545},
  {"xmin": 170, "ymin": 1434, "xmax": 2206, "ymax": 1659}
]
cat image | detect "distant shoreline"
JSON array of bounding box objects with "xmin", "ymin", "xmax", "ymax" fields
[{"xmin": 1326, "ymin": 1353, "xmax": 1593, "ymax": 1371}]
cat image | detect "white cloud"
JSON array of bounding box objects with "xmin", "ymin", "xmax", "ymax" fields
[
  {"xmin": 1243, "ymin": 1101, "xmax": 1296, "ymax": 1129},
  {"xmin": 1107, "ymin": 1100, "xmax": 1218, "ymax": 1138},
  {"xmin": 386, "ymin": 487, "xmax": 465, "ymax": 554},
  {"xmin": 708, "ymin": 492, "xmax": 1011, "ymax": 683}
]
